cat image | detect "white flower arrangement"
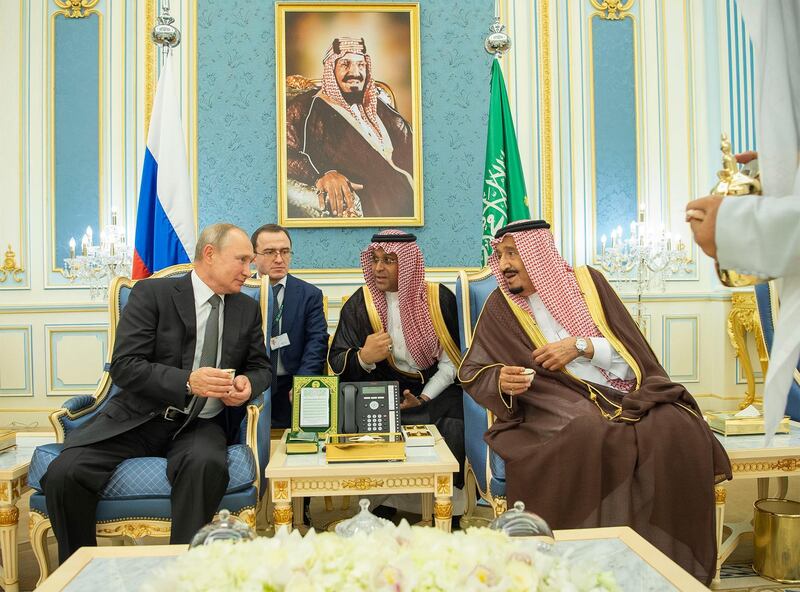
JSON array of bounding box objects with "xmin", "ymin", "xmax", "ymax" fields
[{"xmin": 143, "ymin": 522, "xmax": 619, "ymax": 592}]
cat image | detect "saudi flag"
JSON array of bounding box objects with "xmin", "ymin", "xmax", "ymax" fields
[{"xmin": 481, "ymin": 59, "xmax": 529, "ymax": 265}]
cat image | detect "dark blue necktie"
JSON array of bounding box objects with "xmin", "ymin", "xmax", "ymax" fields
[{"xmin": 271, "ymin": 284, "xmax": 283, "ymax": 376}]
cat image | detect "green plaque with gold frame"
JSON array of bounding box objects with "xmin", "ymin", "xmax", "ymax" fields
[{"xmin": 291, "ymin": 376, "xmax": 338, "ymax": 434}]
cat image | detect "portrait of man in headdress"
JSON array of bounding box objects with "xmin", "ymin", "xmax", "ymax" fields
[{"xmin": 276, "ymin": 5, "xmax": 423, "ymax": 226}]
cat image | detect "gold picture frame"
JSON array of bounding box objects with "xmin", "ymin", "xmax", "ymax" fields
[
  {"xmin": 275, "ymin": 2, "xmax": 424, "ymax": 227},
  {"xmin": 291, "ymin": 375, "xmax": 339, "ymax": 433}
]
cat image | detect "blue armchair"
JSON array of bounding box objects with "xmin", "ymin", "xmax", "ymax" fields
[
  {"xmin": 754, "ymin": 282, "xmax": 800, "ymax": 420},
  {"xmin": 455, "ymin": 268, "xmax": 508, "ymax": 519},
  {"xmin": 27, "ymin": 264, "xmax": 273, "ymax": 585}
]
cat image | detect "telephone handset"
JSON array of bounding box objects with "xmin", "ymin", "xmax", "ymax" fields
[{"xmin": 338, "ymin": 381, "xmax": 400, "ymax": 434}]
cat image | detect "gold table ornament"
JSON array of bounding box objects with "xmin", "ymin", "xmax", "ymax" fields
[
  {"xmin": 709, "ymin": 134, "xmax": 769, "ymax": 287},
  {"xmin": 726, "ymin": 292, "xmax": 769, "ymax": 409}
]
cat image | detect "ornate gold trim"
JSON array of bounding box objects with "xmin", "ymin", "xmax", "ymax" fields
[
  {"xmin": 341, "ymin": 478, "xmax": 385, "ymax": 490},
  {"xmin": 574, "ymin": 266, "xmax": 642, "ymax": 388},
  {"xmin": 363, "ymin": 285, "xmax": 423, "ymax": 379},
  {"xmin": 238, "ymin": 507, "xmax": 256, "ymax": 529},
  {"xmin": 144, "ymin": 0, "xmax": 156, "ymax": 138},
  {"xmin": 727, "ymin": 291, "xmax": 768, "ymax": 408},
  {"xmin": 273, "ymin": 480, "xmax": 290, "ymax": 500},
  {"xmin": 433, "ymin": 500, "xmax": 452, "ymax": 519},
  {"xmin": 54, "ymin": 0, "xmax": 99, "ymax": 18},
  {"xmin": 714, "ymin": 486, "xmax": 726, "ymax": 504},
  {"xmin": 95, "ymin": 520, "xmax": 171, "ymax": 539},
  {"xmin": 426, "ymin": 282, "xmax": 462, "ymax": 366},
  {"xmin": 0, "ymin": 245, "xmax": 24, "ymax": 283},
  {"xmin": 501, "ymin": 288, "xmax": 627, "ymax": 421},
  {"xmin": 273, "ymin": 505, "xmax": 292, "ymax": 525},
  {"xmin": 457, "ymin": 267, "xmax": 494, "ymax": 348},
  {"xmin": 245, "ymin": 404, "xmax": 261, "ymax": 498},
  {"xmin": 493, "ymin": 496, "xmax": 508, "ymax": 517},
  {"xmin": 589, "ymin": 0, "xmax": 634, "ymax": 20},
  {"xmin": 538, "ymin": 0, "xmax": 554, "ymax": 225},
  {"xmin": 0, "ymin": 506, "xmax": 19, "ymax": 526},
  {"xmin": 275, "ymin": 2, "xmax": 424, "ymax": 228},
  {"xmin": 436, "ymin": 475, "xmax": 450, "ymax": 495},
  {"xmin": 731, "ymin": 458, "xmax": 800, "ymax": 474}
]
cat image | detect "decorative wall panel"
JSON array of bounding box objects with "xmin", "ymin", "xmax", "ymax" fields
[
  {"xmin": 46, "ymin": 325, "xmax": 108, "ymax": 395},
  {"xmin": 0, "ymin": 326, "xmax": 33, "ymax": 396}
]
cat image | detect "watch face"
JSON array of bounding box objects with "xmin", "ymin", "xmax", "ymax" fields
[{"xmin": 575, "ymin": 338, "xmax": 587, "ymax": 352}]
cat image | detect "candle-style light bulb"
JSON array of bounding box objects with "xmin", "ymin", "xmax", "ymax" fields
[
  {"xmin": 69, "ymin": 237, "xmax": 76, "ymax": 258},
  {"xmin": 85, "ymin": 226, "xmax": 93, "ymax": 245},
  {"xmin": 81, "ymin": 234, "xmax": 89, "ymax": 256}
]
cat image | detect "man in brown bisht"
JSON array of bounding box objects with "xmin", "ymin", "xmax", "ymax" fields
[{"xmin": 459, "ymin": 219, "xmax": 731, "ymax": 585}]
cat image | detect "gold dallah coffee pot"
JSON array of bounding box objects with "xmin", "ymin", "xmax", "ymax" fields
[{"xmin": 709, "ymin": 134, "xmax": 769, "ymax": 287}]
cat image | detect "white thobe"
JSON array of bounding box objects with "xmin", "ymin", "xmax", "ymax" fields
[
  {"xmin": 358, "ymin": 291, "xmax": 457, "ymax": 399},
  {"xmin": 718, "ymin": 0, "xmax": 800, "ymax": 437},
  {"xmin": 527, "ymin": 294, "xmax": 634, "ymax": 385}
]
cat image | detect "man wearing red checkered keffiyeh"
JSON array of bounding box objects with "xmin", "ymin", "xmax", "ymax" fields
[
  {"xmin": 488, "ymin": 220, "xmax": 636, "ymax": 392},
  {"xmin": 329, "ymin": 230, "xmax": 465, "ymax": 486},
  {"xmin": 460, "ymin": 219, "xmax": 731, "ymax": 585},
  {"xmin": 285, "ymin": 38, "xmax": 415, "ymax": 218}
]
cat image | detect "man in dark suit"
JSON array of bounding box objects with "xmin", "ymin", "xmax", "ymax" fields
[
  {"xmin": 251, "ymin": 224, "xmax": 328, "ymax": 428},
  {"xmin": 42, "ymin": 223, "xmax": 271, "ymax": 563}
]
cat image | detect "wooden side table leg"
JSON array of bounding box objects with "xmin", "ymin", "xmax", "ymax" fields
[
  {"xmin": 273, "ymin": 502, "xmax": 293, "ymax": 532},
  {"xmin": 0, "ymin": 505, "xmax": 20, "ymax": 592},
  {"xmin": 713, "ymin": 485, "xmax": 726, "ymax": 587},
  {"xmin": 292, "ymin": 497, "xmax": 304, "ymax": 527},
  {"xmin": 434, "ymin": 496, "xmax": 452, "ymax": 533},
  {"xmin": 757, "ymin": 477, "xmax": 769, "ymax": 500},
  {"xmin": 776, "ymin": 476, "xmax": 789, "ymax": 499},
  {"xmin": 420, "ymin": 493, "xmax": 433, "ymax": 526},
  {"xmin": 434, "ymin": 473, "xmax": 453, "ymax": 533}
]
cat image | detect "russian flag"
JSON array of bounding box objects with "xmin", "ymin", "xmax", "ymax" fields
[{"xmin": 132, "ymin": 53, "xmax": 195, "ymax": 279}]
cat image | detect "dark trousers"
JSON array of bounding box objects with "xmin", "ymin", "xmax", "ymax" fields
[
  {"xmin": 270, "ymin": 374, "xmax": 294, "ymax": 429},
  {"xmin": 41, "ymin": 416, "xmax": 229, "ymax": 564}
]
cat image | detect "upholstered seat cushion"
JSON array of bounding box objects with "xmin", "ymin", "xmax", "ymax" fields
[
  {"xmin": 28, "ymin": 443, "xmax": 255, "ymax": 498},
  {"xmin": 28, "ymin": 487, "xmax": 257, "ymax": 522}
]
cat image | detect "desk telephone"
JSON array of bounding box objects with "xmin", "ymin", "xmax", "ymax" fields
[{"xmin": 338, "ymin": 381, "xmax": 400, "ymax": 434}]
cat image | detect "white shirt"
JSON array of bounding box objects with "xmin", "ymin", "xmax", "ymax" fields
[
  {"xmin": 190, "ymin": 271, "xmax": 225, "ymax": 418},
  {"xmin": 271, "ymin": 275, "xmax": 288, "ymax": 376},
  {"xmin": 358, "ymin": 291, "xmax": 457, "ymax": 400},
  {"xmin": 526, "ymin": 293, "xmax": 634, "ymax": 385}
]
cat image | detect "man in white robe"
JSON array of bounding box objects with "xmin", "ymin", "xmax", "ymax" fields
[{"xmin": 686, "ymin": 0, "xmax": 800, "ymax": 437}]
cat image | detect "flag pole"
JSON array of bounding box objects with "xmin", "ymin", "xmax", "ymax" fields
[
  {"xmin": 484, "ymin": 11, "xmax": 511, "ymax": 59},
  {"xmin": 480, "ymin": 12, "xmax": 530, "ymax": 266},
  {"xmin": 151, "ymin": 0, "xmax": 181, "ymax": 64}
]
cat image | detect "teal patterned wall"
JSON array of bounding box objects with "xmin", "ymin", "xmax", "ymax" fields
[{"xmin": 197, "ymin": 0, "xmax": 494, "ymax": 269}]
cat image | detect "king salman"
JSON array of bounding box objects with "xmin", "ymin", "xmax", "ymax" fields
[
  {"xmin": 329, "ymin": 230, "xmax": 465, "ymax": 480},
  {"xmin": 459, "ymin": 219, "xmax": 732, "ymax": 585}
]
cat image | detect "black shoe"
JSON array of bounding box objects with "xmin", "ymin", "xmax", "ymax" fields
[{"xmin": 372, "ymin": 505, "xmax": 398, "ymax": 520}]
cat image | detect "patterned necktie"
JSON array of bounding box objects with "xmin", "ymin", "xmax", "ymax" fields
[
  {"xmin": 184, "ymin": 294, "xmax": 222, "ymax": 423},
  {"xmin": 200, "ymin": 294, "xmax": 222, "ymax": 368},
  {"xmin": 271, "ymin": 284, "xmax": 283, "ymax": 376}
]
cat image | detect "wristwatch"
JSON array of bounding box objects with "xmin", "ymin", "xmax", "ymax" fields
[{"xmin": 575, "ymin": 337, "xmax": 588, "ymax": 357}]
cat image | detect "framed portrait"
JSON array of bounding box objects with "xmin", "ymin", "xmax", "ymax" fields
[{"xmin": 276, "ymin": 2, "xmax": 423, "ymax": 227}]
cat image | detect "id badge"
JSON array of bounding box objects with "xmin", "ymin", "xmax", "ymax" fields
[{"xmin": 270, "ymin": 333, "xmax": 290, "ymax": 350}]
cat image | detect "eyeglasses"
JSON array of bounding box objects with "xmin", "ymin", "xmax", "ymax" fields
[
  {"xmin": 255, "ymin": 248, "xmax": 293, "ymax": 258},
  {"xmin": 371, "ymin": 256, "xmax": 398, "ymax": 266}
]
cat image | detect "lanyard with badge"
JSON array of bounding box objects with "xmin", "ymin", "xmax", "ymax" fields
[{"xmin": 270, "ymin": 299, "xmax": 291, "ymax": 351}]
